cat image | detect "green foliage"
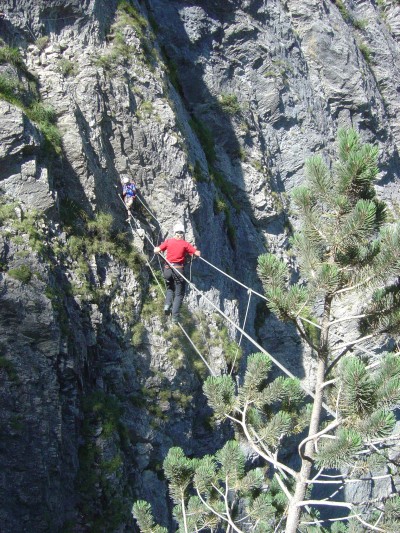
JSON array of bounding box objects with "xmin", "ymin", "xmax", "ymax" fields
[
  {"xmin": 35, "ymin": 36, "xmax": 49, "ymax": 51},
  {"xmin": 57, "ymin": 58, "xmax": 78, "ymax": 77},
  {"xmin": 203, "ymin": 374, "xmax": 236, "ymax": 421},
  {"xmin": 359, "ymin": 41, "xmax": 372, "ymax": 64},
  {"xmin": 0, "ymin": 46, "xmax": 26, "ymax": 69},
  {"xmin": 0, "ymin": 197, "xmax": 18, "ymax": 225},
  {"xmin": 27, "ymin": 101, "xmax": 57, "ymax": 124},
  {"xmin": 0, "ymin": 45, "xmax": 61, "ymax": 153},
  {"xmin": 131, "ymin": 322, "xmax": 145, "ymax": 347},
  {"xmin": 0, "ymin": 78, "xmax": 61, "ymax": 153},
  {"xmin": 218, "ymin": 93, "xmax": 241, "ymax": 115},
  {"xmin": 134, "ymin": 345, "xmax": 306, "ymax": 531},
  {"xmin": 360, "ymin": 282, "xmax": 400, "ymax": 334},
  {"xmin": 59, "ymin": 210, "xmax": 143, "ymax": 300},
  {"xmin": 257, "ymin": 253, "xmax": 288, "ymax": 292},
  {"xmin": 132, "ymin": 501, "xmax": 168, "ymax": 533},
  {"xmin": 190, "ymin": 159, "xmax": 206, "ymax": 182},
  {"xmin": 338, "ymin": 356, "xmax": 375, "ymax": 416},
  {"xmin": 333, "ymin": 0, "xmax": 351, "ymax": 21},
  {"xmin": 0, "ymin": 74, "xmax": 24, "ymax": 105},
  {"xmin": 163, "ymin": 447, "xmax": 194, "ymax": 503},
  {"xmin": 189, "ymin": 116, "xmax": 216, "ymax": 166},
  {"xmin": 77, "ymin": 392, "xmax": 129, "ymax": 530},
  {"xmin": 136, "ymin": 100, "xmax": 154, "ymax": 119},
  {"xmin": 315, "ymin": 429, "xmax": 363, "ymax": 469},
  {"xmin": 352, "ymin": 18, "xmax": 368, "ymax": 30},
  {"xmin": 161, "ymin": 47, "xmax": 182, "ymax": 95},
  {"xmin": 254, "ymin": 128, "xmax": 400, "ymax": 529},
  {"xmin": 116, "ymin": 0, "xmax": 148, "ymax": 36},
  {"xmin": 242, "ymin": 352, "xmax": 272, "ymax": 393},
  {"xmin": 96, "ymin": 1, "xmax": 155, "ymax": 72},
  {"xmin": 82, "ymin": 391, "xmax": 123, "ymax": 438},
  {"xmin": 8, "ymin": 264, "xmax": 32, "ymax": 283},
  {"xmin": 357, "ymin": 408, "xmax": 396, "ymax": 439},
  {"xmin": 0, "ymin": 356, "xmax": 18, "ymax": 381}
]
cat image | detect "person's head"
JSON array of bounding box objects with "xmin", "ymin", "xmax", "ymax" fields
[
  {"xmin": 173, "ymin": 222, "xmax": 185, "ymax": 239},
  {"xmin": 122, "ymin": 176, "xmax": 130, "ymax": 184}
]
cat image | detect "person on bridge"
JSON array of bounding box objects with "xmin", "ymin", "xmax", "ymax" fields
[
  {"xmin": 121, "ymin": 176, "xmax": 137, "ymax": 215},
  {"xmin": 154, "ymin": 222, "xmax": 201, "ymax": 324}
]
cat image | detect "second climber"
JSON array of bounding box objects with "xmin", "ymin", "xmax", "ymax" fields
[
  {"xmin": 122, "ymin": 176, "xmax": 138, "ymax": 216},
  {"xmin": 154, "ymin": 222, "xmax": 201, "ymax": 324}
]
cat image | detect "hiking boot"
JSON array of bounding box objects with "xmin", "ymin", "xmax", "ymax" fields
[{"xmin": 164, "ymin": 305, "xmax": 172, "ymax": 316}]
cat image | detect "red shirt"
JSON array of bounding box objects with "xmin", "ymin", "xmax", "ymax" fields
[{"xmin": 158, "ymin": 238, "xmax": 197, "ymax": 264}]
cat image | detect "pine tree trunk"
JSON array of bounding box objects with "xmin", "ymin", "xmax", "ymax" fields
[{"xmin": 285, "ymin": 296, "xmax": 332, "ymax": 533}]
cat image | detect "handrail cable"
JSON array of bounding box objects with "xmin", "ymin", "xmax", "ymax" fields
[
  {"xmin": 158, "ymin": 253, "xmax": 335, "ymax": 417},
  {"xmin": 126, "ymin": 206, "xmax": 327, "ymax": 410},
  {"xmin": 119, "ymin": 193, "xmax": 369, "ymax": 410},
  {"xmin": 230, "ymin": 289, "xmax": 252, "ymax": 376},
  {"xmin": 126, "ymin": 216, "xmax": 215, "ymax": 376},
  {"xmin": 130, "ymin": 199, "xmax": 378, "ymax": 363},
  {"xmin": 200, "ymin": 255, "xmax": 378, "ymax": 361}
]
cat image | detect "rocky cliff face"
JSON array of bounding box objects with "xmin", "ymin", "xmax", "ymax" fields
[{"xmin": 0, "ymin": 0, "xmax": 399, "ymax": 531}]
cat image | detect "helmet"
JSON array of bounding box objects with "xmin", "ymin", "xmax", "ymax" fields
[
  {"xmin": 122, "ymin": 176, "xmax": 130, "ymax": 184},
  {"xmin": 173, "ymin": 222, "xmax": 185, "ymax": 234}
]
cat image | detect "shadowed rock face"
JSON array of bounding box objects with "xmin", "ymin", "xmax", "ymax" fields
[{"xmin": 0, "ymin": 0, "xmax": 399, "ymax": 530}]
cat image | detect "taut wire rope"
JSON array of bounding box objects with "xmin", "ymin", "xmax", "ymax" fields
[
  {"xmin": 125, "ymin": 207, "xmax": 215, "ymax": 376},
  {"xmin": 130, "ymin": 193, "xmax": 379, "ymax": 363},
  {"xmin": 229, "ymin": 289, "xmax": 252, "ymax": 376}
]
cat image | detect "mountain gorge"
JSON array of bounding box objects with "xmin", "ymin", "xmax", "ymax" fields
[{"xmin": 0, "ymin": 0, "xmax": 399, "ymax": 531}]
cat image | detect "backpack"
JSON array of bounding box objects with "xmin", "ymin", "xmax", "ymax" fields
[{"xmin": 124, "ymin": 183, "xmax": 136, "ymax": 197}]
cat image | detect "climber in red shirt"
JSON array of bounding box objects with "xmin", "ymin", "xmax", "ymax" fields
[{"xmin": 154, "ymin": 222, "xmax": 201, "ymax": 324}]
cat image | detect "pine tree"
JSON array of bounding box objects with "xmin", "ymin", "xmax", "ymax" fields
[
  {"xmin": 256, "ymin": 128, "xmax": 400, "ymax": 532},
  {"xmin": 132, "ymin": 129, "xmax": 400, "ymax": 532}
]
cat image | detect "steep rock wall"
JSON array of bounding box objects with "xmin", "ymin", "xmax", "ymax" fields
[{"xmin": 0, "ymin": 0, "xmax": 399, "ymax": 531}]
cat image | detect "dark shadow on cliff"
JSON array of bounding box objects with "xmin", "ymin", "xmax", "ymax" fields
[{"xmin": 141, "ymin": 0, "xmax": 306, "ymax": 382}]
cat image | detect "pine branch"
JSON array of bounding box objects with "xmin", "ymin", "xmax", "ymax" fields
[
  {"xmin": 297, "ymin": 501, "xmax": 387, "ymax": 532},
  {"xmin": 238, "ymin": 403, "xmax": 298, "ymax": 479},
  {"xmin": 298, "ymin": 419, "xmax": 341, "ymax": 461}
]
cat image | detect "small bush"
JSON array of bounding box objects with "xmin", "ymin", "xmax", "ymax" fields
[
  {"xmin": 57, "ymin": 58, "xmax": 78, "ymax": 78},
  {"xmin": 334, "ymin": 0, "xmax": 351, "ymax": 22},
  {"xmin": 27, "ymin": 101, "xmax": 57, "ymax": 124},
  {"xmin": 189, "ymin": 116, "xmax": 216, "ymax": 166},
  {"xmin": 131, "ymin": 322, "xmax": 145, "ymax": 347},
  {"xmin": 0, "ymin": 73, "xmax": 61, "ymax": 154},
  {"xmin": 0, "ymin": 198, "xmax": 18, "ymax": 225},
  {"xmin": 0, "ymin": 74, "xmax": 23, "ymax": 105},
  {"xmin": 116, "ymin": 0, "xmax": 148, "ymax": 37},
  {"xmin": 214, "ymin": 196, "xmax": 227, "ymax": 214},
  {"xmin": 0, "ymin": 46, "xmax": 26, "ymax": 69},
  {"xmin": 8, "ymin": 264, "xmax": 32, "ymax": 283},
  {"xmin": 35, "ymin": 36, "xmax": 49, "ymax": 51},
  {"xmin": 137, "ymin": 100, "xmax": 154, "ymax": 119},
  {"xmin": 87, "ymin": 212, "xmax": 113, "ymax": 241},
  {"xmin": 359, "ymin": 42, "xmax": 372, "ymax": 64},
  {"xmin": 191, "ymin": 160, "xmax": 206, "ymax": 182},
  {"xmin": 352, "ymin": 18, "xmax": 368, "ymax": 30},
  {"xmin": 218, "ymin": 93, "xmax": 241, "ymax": 115}
]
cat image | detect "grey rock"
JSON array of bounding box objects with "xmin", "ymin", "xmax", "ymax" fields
[{"xmin": 0, "ymin": 0, "xmax": 399, "ymax": 531}]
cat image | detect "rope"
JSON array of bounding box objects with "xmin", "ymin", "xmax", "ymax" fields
[
  {"xmin": 199, "ymin": 256, "xmax": 266, "ymax": 300},
  {"xmin": 177, "ymin": 323, "xmax": 216, "ymax": 376},
  {"xmin": 117, "ymin": 187, "xmax": 372, "ymax": 412},
  {"xmin": 158, "ymin": 253, "xmax": 335, "ymax": 417},
  {"xmin": 136, "ymin": 195, "xmax": 160, "ymax": 225},
  {"xmin": 200, "ymin": 256, "xmax": 379, "ymax": 362},
  {"xmin": 229, "ymin": 289, "xmax": 252, "ymax": 376},
  {"xmin": 124, "ymin": 205, "xmax": 215, "ymax": 376}
]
